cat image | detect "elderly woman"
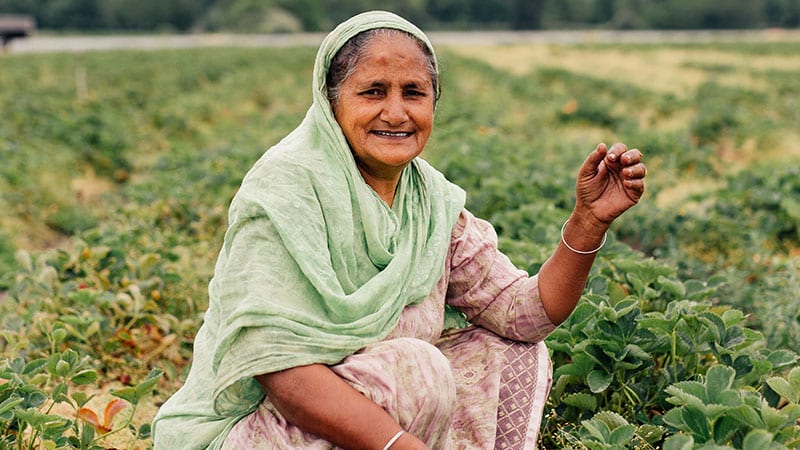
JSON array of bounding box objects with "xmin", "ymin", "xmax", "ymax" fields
[{"xmin": 152, "ymin": 10, "xmax": 646, "ymax": 450}]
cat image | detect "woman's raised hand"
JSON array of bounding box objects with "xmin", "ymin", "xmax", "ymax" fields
[{"xmin": 574, "ymin": 142, "xmax": 646, "ymax": 227}]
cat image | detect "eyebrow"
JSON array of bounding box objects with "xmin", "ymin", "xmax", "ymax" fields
[{"xmin": 357, "ymin": 80, "xmax": 432, "ymax": 90}]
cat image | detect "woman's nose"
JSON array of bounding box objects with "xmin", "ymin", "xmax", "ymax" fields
[{"xmin": 380, "ymin": 93, "xmax": 408, "ymax": 124}]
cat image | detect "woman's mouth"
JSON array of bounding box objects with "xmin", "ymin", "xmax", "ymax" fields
[{"xmin": 372, "ymin": 130, "xmax": 412, "ymax": 137}]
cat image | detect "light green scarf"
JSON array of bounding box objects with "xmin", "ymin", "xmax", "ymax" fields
[{"xmin": 153, "ymin": 11, "xmax": 465, "ymax": 449}]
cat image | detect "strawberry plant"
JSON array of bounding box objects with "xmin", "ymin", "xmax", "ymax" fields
[
  {"xmin": 542, "ymin": 251, "xmax": 798, "ymax": 448},
  {"xmin": 662, "ymin": 365, "xmax": 800, "ymax": 449},
  {"xmin": 0, "ymin": 342, "xmax": 162, "ymax": 449}
]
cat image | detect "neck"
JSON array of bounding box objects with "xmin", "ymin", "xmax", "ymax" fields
[{"xmin": 357, "ymin": 167, "xmax": 401, "ymax": 207}]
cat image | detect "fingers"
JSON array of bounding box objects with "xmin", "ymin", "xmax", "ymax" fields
[
  {"xmin": 597, "ymin": 142, "xmax": 647, "ymax": 193},
  {"xmin": 604, "ymin": 142, "xmax": 627, "ymax": 165},
  {"xmin": 579, "ymin": 143, "xmax": 608, "ymax": 177},
  {"xmin": 616, "ymin": 144, "xmax": 646, "ymax": 194},
  {"xmin": 583, "ymin": 142, "xmax": 606, "ymax": 165},
  {"xmin": 583, "ymin": 142, "xmax": 647, "ymax": 181}
]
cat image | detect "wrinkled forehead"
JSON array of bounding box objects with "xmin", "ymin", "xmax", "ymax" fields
[
  {"xmin": 313, "ymin": 12, "xmax": 437, "ymax": 89},
  {"xmin": 327, "ymin": 27, "xmax": 432, "ymax": 70}
]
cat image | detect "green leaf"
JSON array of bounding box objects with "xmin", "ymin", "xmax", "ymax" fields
[
  {"xmin": 71, "ymin": 391, "xmax": 91, "ymax": 408},
  {"xmin": 624, "ymin": 344, "xmax": 651, "ymax": 362},
  {"xmin": 112, "ymin": 368, "xmax": 163, "ymax": 404},
  {"xmin": 682, "ymin": 406, "xmax": 711, "ymax": 441},
  {"xmin": 111, "ymin": 386, "xmax": 138, "ymax": 404},
  {"xmin": 0, "ymin": 397, "xmax": 24, "ymax": 416},
  {"xmin": 720, "ymin": 309, "xmax": 746, "ymax": 327},
  {"xmin": 51, "ymin": 382, "xmax": 69, "ymax": 403},
  {"xmin": 135, "ymin": 368, "xmax": 163, "ymax": 396},
  {"xmin": 713, "ymin": 415, "xmax": 743, "ymax": 444},
  {"xmin": 627, "ymin": 273, "xmax": 646, "ymax": 297},
  {"xmin": 663, "ymin": 408, "xmax": 687, "ymax": 430},
  {"xmin": 12, "ymin": 408, "xmax": 69, "ymax": 429},
  {"xmin": 767, "ymin": 377, "xmax": 797, "ymax": 404},
  {"xmin": 70, "ymin": 369, "xmax": 98, "ymax": 386},
  {"xmin": 587, "ymin": 370, "xmax": 613, "ymax": 393},
  {"xmin": 638, "ymin": 313, "xmax": 678, "ymax": 335},
  {"xmin": 26, "ymin": 390, "xmax": 48, "ymax": 408},
  {"xmin": 663, "ymin": 434, "xmax": 694, "ymax": 450},
  {"xmin": 657, "ymin": 275, "xmax": 686, "ymax": 297},
  {"xmin": 608, "ymin": 424, "xmax": 636, "ymax": 445},
  {"xmin": 760, "ymin": 402, "xmax": 788, "ymax": 429},
  {"xmin": 593, "ymin": 410, "xmax": 630, "ymax": 429},
  {"xmin": 55, "ymin": 360, "xmax": 70, "ymax": 377},
  {"xmin": 705, "ymin": 365, "xmax": 735, "ymax": 403},
  {"xmin": 80, "ymin": 422, "xmax": 95, "ymax": 448},
  {"xmin": 666, "ymin": 381, "xmax": 707, "ymax": 407},
  {"xmin": 555, "ymin": 353, "xmax": 595, "ymax": 378},
  {"xmin": 779, "ymin": 196, "xmax": 800, "ymax": 221},
  {"xmin": 781, "ymin": 403, "xmax": 800, "ymax": 423},
  {"xmin": 637, "ymin": 424, "xmax": 665, "ymax": 445},
  {"xmin": 767, "ymin": 350, "xmax": 798, "ymax": 370},
  {"xmin": 23, "ymin": 358, "xmax": 47, "ymax": 375},
  {"xmin": 742, "ymin": 430, "xmax": 774, "ymax": 450},
  {"xmin": 789, "ymin": 366, "xmax": 800, "ymax": 388},
  {"xmin": 137, "ymin": 422, "xmax": 153, "ymax": 439},
  {"xmin": 563, "ymin": 392, "xmax": 598, "ymax": 412},
  {"xmin": 51, "ymin": 327, "xmax": 68, "ymax": 344},
  {"xmin": 727, "ymin": 405, "xmax": 765, "ymax": 429},
  {"xmin": 582, "ymin": 418, "xmax": 611, "ymax": 442}
]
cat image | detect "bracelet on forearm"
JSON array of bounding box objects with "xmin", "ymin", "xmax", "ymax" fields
[
  {"xmin": 382, "ymin": 430, "xmax": 405, "ymax": 450},
  {"xmin": 560, "ymin": 219, "xmax": 607, "ymax": 255}
]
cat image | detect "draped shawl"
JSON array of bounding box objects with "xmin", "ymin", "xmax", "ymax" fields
[{"xmin": 152, "ymin": 10, "xmax": 466, "ymax": 449}]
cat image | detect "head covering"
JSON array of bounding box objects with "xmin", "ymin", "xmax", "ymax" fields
[{"xmin": 152, "ymin": 12, "xmax": 466, "ymax": 446}]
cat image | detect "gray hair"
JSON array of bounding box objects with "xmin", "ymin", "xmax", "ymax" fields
[{"xmin": 326, "ymin": 28, "xmax": 439, "ymax": 108}]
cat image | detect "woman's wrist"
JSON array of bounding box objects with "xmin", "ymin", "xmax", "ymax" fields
[
  {"xmin": 562, "ymin": 212, "xmax": 609, "ymax": 254},
  {"xmin": 568, "ymin": 209, "xmax": 610, "ymax": 236},
  {"xmin": 387, "ymin": 430, "xmax": 429, "ymax": 450},
  {"xmin": 382, "ymin": 430, "xmax": 405, "ymax": 450},
  {"xmin": 561, "ymin": 220, "xmax": 606, "ymax": 255}
]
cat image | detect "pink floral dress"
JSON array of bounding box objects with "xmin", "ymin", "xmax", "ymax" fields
[{"xmin": 223, "ymin": 210, "xmax": 556, "ymax": 449}]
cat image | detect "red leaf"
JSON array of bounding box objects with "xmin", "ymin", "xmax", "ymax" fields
[
  {"xmin": 78, "ymin": 407, "xmax": 111, "ymax": 433},
  {"xmin": 103, "ymin": 399, "xmax": 127, "ymax": 428}
]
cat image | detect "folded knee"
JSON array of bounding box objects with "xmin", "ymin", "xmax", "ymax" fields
[
  {"xmin": 335, "ymin": 337, "xmax": 456, "ymax": 428},
  {"xmin": 382, "ymin": 338, "xmax": 456, "ymax": 430}
]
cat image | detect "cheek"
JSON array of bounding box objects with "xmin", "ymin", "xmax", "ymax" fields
[{"xmin": 413, "ymin": 106, "xmax": 434, "ymax": 130}]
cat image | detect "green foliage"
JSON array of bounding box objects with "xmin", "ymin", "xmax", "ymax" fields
[
  {"xmin": 0, "ymin": 234, "xmax": 16, "ymax": 289},
  {"xmin": 543, "ymin": 253, "xmax": 799, "ymax": 448},
  {"xmin": 0, "ymin": 346, "xmax": 163, "ymax": 449},
  {"xmin": 662, "ymin": 365, "xmax": 800, "ymax": 448}
]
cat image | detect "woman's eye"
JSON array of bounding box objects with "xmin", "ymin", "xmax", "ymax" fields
[{"xmin": 361, "ymin": 89, "xmax": 383, "ymax": 96}]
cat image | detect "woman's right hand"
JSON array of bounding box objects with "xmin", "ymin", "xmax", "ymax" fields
[{"xmin": 573, "ymin": 142, "xmax": 646, "ymax": 229}]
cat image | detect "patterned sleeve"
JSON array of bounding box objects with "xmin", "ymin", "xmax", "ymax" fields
[{"xmin": 446, "ymin": 210, "xmax": 557, "ymax": 343}]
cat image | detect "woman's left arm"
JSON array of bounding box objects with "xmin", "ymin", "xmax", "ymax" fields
[{"xmin": 538, "ymin": 142, "xmax": 646, "ymax": 325}]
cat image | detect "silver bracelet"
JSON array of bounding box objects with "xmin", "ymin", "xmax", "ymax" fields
[
  {"xmin": 560, "ymin": 220, "xmax": 607, "ymax": 255},
  {"xmin": 382, "ymin": 430, "xmax": 405, "ymax": 450}
]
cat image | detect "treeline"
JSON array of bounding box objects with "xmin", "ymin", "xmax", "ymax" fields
[{"xmin": 1, "ymin": 0, "xmax": 799, "ymax": 32}]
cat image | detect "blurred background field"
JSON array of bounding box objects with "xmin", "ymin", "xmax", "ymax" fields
[{"xmin": 1, "ymin": 1, "xmax": 800, "ymax": 448}]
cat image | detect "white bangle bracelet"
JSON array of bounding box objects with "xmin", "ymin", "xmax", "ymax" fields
[
  {"xmin": 560, "ymin": 220, "xmax": 607, "ymax": 255},
  {"xmin": 382, "ymin": 430, "xmax": 405, "ymax": 450}
]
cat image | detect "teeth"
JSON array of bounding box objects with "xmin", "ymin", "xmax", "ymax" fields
[{"xmin": 374, "ymin": 131, "xmax": 411, "ymax": 137}]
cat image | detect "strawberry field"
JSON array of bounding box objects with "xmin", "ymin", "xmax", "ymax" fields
[{"xmin": 1, "ymin": 36, "xmax": 799, "ymax": 449}]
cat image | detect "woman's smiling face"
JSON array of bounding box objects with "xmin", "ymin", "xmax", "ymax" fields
[{"xmin": 332, "ymin": 32, "xmax": 435, "ymax": 184}]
